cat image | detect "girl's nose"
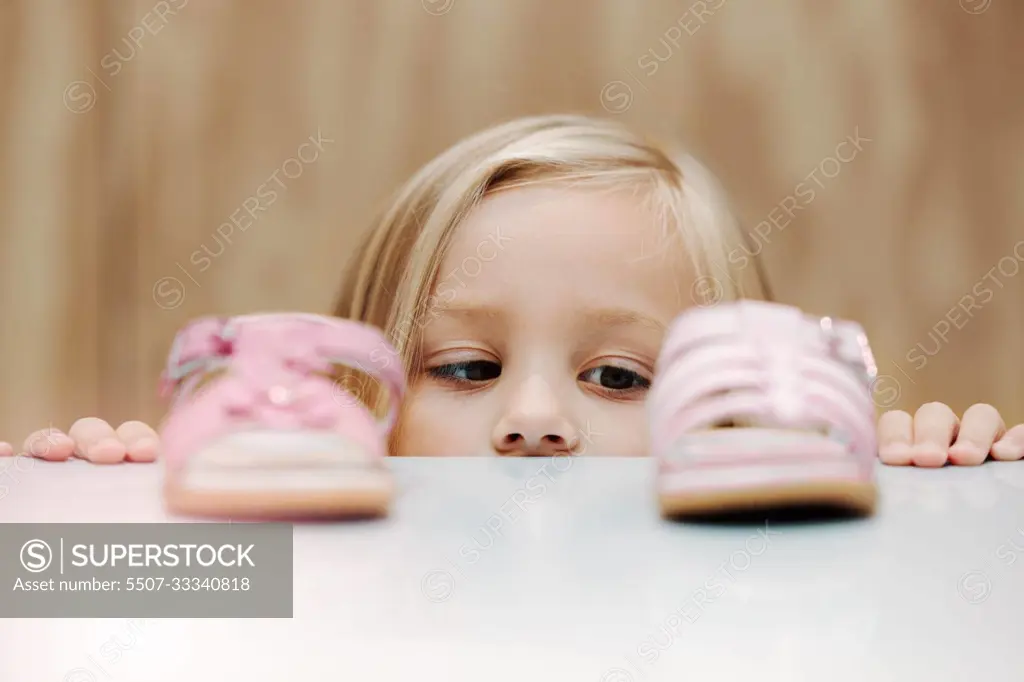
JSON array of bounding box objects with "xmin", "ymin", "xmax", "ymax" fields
[{"xmin": 492, "ymin": 375, "xmax": 579, "ymax": 456}]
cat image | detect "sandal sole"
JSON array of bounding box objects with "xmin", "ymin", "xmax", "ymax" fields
[
  {"xmin": 659, "ymin": 478, "xmax": 876, "ymax": 517},
  {"xmin": 163, "ymin": 430, "xmax": 392, "ymax": 519},
  {"xmin": 657, "ymin": 429, "xmax": 877, "ymax": 517},
  {"xmin": 164, "ymin": 481, "xmax": 392, "ymax": 520}
]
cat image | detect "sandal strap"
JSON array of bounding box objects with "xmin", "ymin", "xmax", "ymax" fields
[
  {"xmin": 649, "ymin": 301, "xmax": 878, "ymax": 458},
  {"xmin": 160, "ymin": 316, "xmax": 233, "ymax": 396},
  {"xmin": 160, "ymin": 313, "xmax": 406, "ymax": 434},
  {"xmin": 657, "ymin": 301, "xmax": 877, "ymax": 387},
  {"xmin": 295, "ymin": 317, "xmax": 406, "ymax": 434}
]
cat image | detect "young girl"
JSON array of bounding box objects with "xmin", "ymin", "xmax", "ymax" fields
[{"xmin": 4, "ymin": 115, "xmax": 1022, "ymax": 465}]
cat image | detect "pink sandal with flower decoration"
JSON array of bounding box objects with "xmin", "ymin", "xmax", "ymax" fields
[
  {"xmin": 649, "ymin": 301, "xmax": 879, "ymax": 517},
  {"xmin": 158, "ymin": 313, "xmax": 405, "ymax": 519}
]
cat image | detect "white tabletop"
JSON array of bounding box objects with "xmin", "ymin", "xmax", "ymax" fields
[{"xmin": 2, "ymin": 456, "xmax": 1023, "ymax": 681}]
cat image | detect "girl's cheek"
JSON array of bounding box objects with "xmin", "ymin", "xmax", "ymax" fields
[
  {"xmin": 397, "ymin": 394, "xmax": 487, "ymax": 456},
  {"xmin": 404, "ymin": 386, "xmax": 463, "ymax": 430}
]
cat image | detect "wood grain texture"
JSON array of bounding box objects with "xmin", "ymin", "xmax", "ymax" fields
[{"xmin": 1, "ymin": 0, "xmax": 1021, "ymax": 441}]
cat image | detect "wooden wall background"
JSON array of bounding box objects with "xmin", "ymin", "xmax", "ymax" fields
[{"xmin": 1, "ymin": 0, "xmax": 1022, "ymax": 442}]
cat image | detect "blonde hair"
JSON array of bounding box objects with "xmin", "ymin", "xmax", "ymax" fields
[{"xmin": 333, "ymin": 114, "xmax": 771, "ymax": 423}]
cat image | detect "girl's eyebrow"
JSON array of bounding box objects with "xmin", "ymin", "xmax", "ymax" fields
[
  {"xmin": 428, "ymin": 301, "xmax": 504, "ymax": 320},
  {"xmin": 428, "ymin": 302, "xmax": 663, "ymax": 332},
  {"xmin": 581, "ymin": 307, "xmax": 666, "ymax": 332}
]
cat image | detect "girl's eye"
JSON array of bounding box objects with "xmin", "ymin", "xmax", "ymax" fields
[
  {"xmin": 427, "ymin": 360, "xmax": 501, "ymax": 384},
  {"xmin": 579, "ymin": 365, "xmax": 651, "ymax": 394}
]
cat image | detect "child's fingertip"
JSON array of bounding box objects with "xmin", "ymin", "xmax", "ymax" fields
[
  {"xmin": 125, "ymin": 438, "xmax": 160, "ymax": 462},
  {"xmin": 878, "ymin": 442, "xmax": 913, "ymax": 465},
  {"xmin": 86, "ymin": 438, "xmax": 127, "ymax": 464},
  {"xmin": 23, "ymin": 431, "xmax": 75, "ymax": 460},
  {"xmin": 991, "ymin": 440, "xmax": 1024, "ymax": 461},
  {"xmin": 948, "ymin": 442, "xmax": 988, "ymax": 466},
  {"xmin": 910, "ymin": 444, "xmax": 949, "ymax": 468}
]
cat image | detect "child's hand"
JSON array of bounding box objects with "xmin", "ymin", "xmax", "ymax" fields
[
  {"xmin": 879, "ymin": 403, "xmax": 1024, "ymax": 467},
  {"xmin": 0, "ymin": 418, "xmax": 160, "ymax": 464}
]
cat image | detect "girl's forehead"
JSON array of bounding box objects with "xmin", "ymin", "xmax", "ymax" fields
[
  {"xmin": 435, "ymin": 186, "xmax": 693, "ymax": 318},
  {"xmin": 447, "ymin": 185, "xmax": 667, "ymax": 258}
]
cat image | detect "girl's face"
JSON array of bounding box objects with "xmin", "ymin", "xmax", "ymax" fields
[{"xmin": 394, "ymin": 185, "xmax": 696, "ymax": 456}]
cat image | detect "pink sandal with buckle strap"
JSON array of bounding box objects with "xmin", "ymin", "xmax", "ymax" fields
[
  {"xmin": 649, "ymin": 300, "xmax": 879, "ymax": 517},
  {"xmin": 158, "ymin": 313, "xmax": 405, "ymax": 519}
]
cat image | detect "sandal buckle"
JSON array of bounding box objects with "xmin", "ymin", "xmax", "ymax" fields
[{"xmin": 819, "ymin": 316, "xmax": 877, "ymax": 387}]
